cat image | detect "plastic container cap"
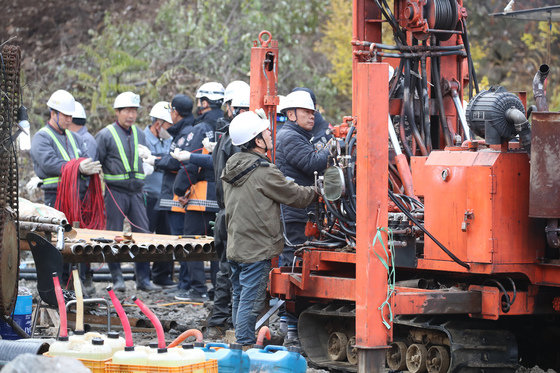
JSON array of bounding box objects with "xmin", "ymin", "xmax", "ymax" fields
[
  {"xmin": 194, "ymin": 342, "xmax": 205, "ymax": 348},
  {"xmin": 253, "ymin": 344, "xmax": 264, "ymax": 350},
  {"xmin": 58, "ymin": 336, "xmax": 69, "ymax": 342},
  {"xmin": 92, "ymin": 338, "xmax": 105, "ymax": 345},
  {"xmin": 73, "ymin": 330, "xmax": 85, "ymax": 335},
  {"xmin": 108, "ymin": 331, "xmax": 120, "ymax": 339},
  {"xmin": 287, "ymin": 346, "xmax": 301, "ymax": 353},
  {"xmin": 182, "ymin": 343, "xmax": 194, "ymax": 349},
  {"xmin": 230, "ymin": 343, "xmax": 242, "ymax": 350},
  {"xmin": 124, "ymin": 346, "xmax": 135, "ymax": 352},
  {"xmin": 157, "ymin": 348, "xmax": 168, "ymax": 354}
]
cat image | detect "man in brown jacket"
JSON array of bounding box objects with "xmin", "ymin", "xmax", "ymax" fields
[{"xmin": 221, "ymin": 110, "xmax": 317, "ymax": 347}]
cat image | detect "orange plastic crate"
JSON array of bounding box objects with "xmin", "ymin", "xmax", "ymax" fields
[
  {"xmin": 105, "ymin": 359, "xmax": 218, "ymax": 373},
  {"xmin": 182, "ymin": 359, "xmax": 218, "ymax": 373},
  {"xmin": 79, "ymin": 357, "xmax": 112, "ymax": 373}
]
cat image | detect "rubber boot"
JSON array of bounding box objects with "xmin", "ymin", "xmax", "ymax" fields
[
  {"xmin": 135, "ymin": 262, "xmax": 161, "ymax": 291},
  {"xmin": 109, "ymin": 262, "xmax": 126, "ymax": 292}
]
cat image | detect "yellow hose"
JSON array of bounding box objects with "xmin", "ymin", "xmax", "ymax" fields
[{"xmin": 72, "ymin": 268, "xmax": 84, "ymax": 333}]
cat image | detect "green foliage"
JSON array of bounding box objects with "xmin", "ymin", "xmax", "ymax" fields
[
  {"xmin": 315, "ymin": 0, "xmax": 353, "ymax": 97},
  {"xmin": 64, "ymin": 0, "xmax": 347, "ymax": 129}
]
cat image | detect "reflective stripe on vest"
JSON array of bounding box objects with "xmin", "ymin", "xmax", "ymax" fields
[
  {"xmin": 186, "ymin": 181, "xmax": 218, "ymax": 212},
  {"xmin": 105, "ymin": 124, "xmax": 145, "ymax": 181},
  {"xmin": 40, "ymin": 126, "xmax": 80, "ymax": 185}
]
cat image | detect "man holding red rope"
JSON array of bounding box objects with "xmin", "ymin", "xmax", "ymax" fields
[
  {"xmin": 96, "ymin": 91, "xmax": 159, "ymax": 292},
  {"xmin": 31, "ymin": 89, "xmax": 101, "ymax": 207}
]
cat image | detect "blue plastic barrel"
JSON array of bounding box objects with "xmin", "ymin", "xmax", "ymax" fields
[
  {"xmin": 201, "ymin": 342, "xmax": 249, "ymax": 373},
  {"xmin": 247, "ymin": 345, "xmax": 307, "ymax": 373},
  {"xmin": 0, "ymin": 295, "xmax": 33, "ymax": 339}
]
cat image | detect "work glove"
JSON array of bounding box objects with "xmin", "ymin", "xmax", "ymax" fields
[
  {"xmin": 137, "ymin": 144, "xmax": 152, "ymax": 159},
  {"xmin": 171, "ymin": 147, "xmax": 191, "ymax": 162},
  {"xmin": 143, "ymin": 161, "xmax": 154, "ymax": 176},
  {"xmin": 202, "ymin": 137, "xmax": 217, "ymax": 153},
  {"xmin": 79, "ymin": 158, "xmax": 102, "ymax": 175},
  {"xmin": 255, "ymin": 108, "xmax": 267, "ymax": 120},
  {"xmin": 25, "ymin": 176, "xmax": 42, "ymax": 194},
  {"xmin": 144, "ymin": 154, "xmax": 157, "ymax": 166}
]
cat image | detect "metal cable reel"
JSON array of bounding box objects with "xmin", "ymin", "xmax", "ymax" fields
[
  {"xmin": 400, "ymin": 0, "xmax": 460, "ymax": 41},
  {"xmin": 0, "ymin": 45, "xmax": 21, "ymax": 316}
]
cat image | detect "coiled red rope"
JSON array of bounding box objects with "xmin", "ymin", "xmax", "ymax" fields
[{"xmin": 55, "ymin": 158, "xmax": 106, "ymax": 229}]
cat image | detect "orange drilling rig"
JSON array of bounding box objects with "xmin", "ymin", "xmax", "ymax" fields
[{"xmin": 250, "ymin": 1, "xmax": 560, "ymax": 372}]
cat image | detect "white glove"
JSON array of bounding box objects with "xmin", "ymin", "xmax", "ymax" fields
[
  {"xmin": 137, "ymin": 144, "xmax": 152, "ymax": 159},
  {"xmin": 255, "ymin": 108, "xmax": 267, "ymax": 120},
  {"xmin": 79, "ymin": 158, "xmax": 102, "ymax": 175},
  {"xmin": 171, "ymin": 147, "xmax": 191, "ymax": 162},
  {"xmin": 25, "ymin": 176, "xmax": 42, "ymax": 194},
  {"xmin": 202, "ymin": 137, "xmax": 217, "ymax": 153},
  {"xmin": 143, "ymin": 161, "xmax": 154, "ymax": 176},
  {"xmin": 144, "ymin": 154, "xmax": 157, "ymax": 166}
]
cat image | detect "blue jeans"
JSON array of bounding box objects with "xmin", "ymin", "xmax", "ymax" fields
[{"xmin": 230, "ymin": 259, "xmax": 271, "ymax": 345}]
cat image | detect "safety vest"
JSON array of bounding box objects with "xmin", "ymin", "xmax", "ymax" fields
[
  {"xmin": 185, "ymin": 148, "xmax": 218, "ymax": 212},
  {"xmin": 104, "ymin": 124, "xmax": 146, "ymax": 181},
  {"xmin": 40, "ymin": 126, "xmax": 80, "ymax": 186}
]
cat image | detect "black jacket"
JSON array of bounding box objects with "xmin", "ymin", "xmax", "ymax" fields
[
  {"xmin": 195, "ymin": 108, "xmax": 224, "ymax": 134},
  {"xmin": 213, "ymin": 128, "xmax": 239, "ymax": 210},
  {"xmin": 276, "ymin": 121, "xmax": 329, "ymax": 223},
  {"xmin": 155, "ymin": 114, "xmax": 207, "ymax": 211}
]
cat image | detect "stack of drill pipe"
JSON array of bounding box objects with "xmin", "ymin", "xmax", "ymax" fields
[{"xmin": 59, "ymin": 228, "xmax": 216, "ymax": 263}]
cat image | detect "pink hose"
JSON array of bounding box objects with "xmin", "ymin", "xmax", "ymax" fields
[
  {"xmin": 132, "ymin": 296, "xmax": 166, "ymax": 349},
  {"xmin": 52, "ymin": 273, "xmax": 67, "ymax": 338},
  {"xmin": 107, "ymin": 286, "xmax": 134, "ymax": 347}
]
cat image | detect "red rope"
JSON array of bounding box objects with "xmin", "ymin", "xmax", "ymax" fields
[{"xmin": 55, "ymin": 158, "xmax": 106, "ymax": 230}]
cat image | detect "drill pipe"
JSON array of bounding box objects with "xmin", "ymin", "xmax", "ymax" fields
[{"xmin": 19, "ymin": 221, "xmax": 71, "ymax": 233}]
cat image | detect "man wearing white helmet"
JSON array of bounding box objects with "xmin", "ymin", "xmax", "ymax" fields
[
  {"xmin": 195, "ymin": 81, "xmax": 225, "ymax": 133},
  {"xmin": 30, "ymin": 89, "xmax": 98, "ymax": 207},
  {"xmin": 69, "ymin": 101, "xmax": 97, "ymax": 160},
  {"xmin": 96, "ymin": 91, "xmax": 159, "ymax": 292},
  {"xmin": 139, "ymin": 101, "xmax": 176, "ymax": 288},
  {"xmin": 221, "ymin": 110, "xmax": 317, "ymax": 347},
  {"xmin": 275, "ymin": 90, "xmax": 330, "ymax": 346}
]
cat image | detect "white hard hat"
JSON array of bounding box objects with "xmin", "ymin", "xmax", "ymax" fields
[
  {"xmin": 283, "ymin": 91, "xmax": 315, "ymax": 112},
  {"xmin": 113, "ymin": 91, "xmax": 141, "ymax": 109},
  {"xmin": 276, "ymin": 95, "xmax": 287, "ymax": 114},
  {"xmin": 149, "ymin": 101, "xmax": 172, "ymax": 123},
  {"xmin": 73, "ymin": 101, "xmax": 87, "ymax": 119},
  {"xmin": 224, "ymin": 80, "xmax": 250, "ymax": 103},
  {"xmin": 230, "ymin": 111, "xmax": 270, "ymax": 146},
  {"xmin": 231, "ymin": 85, "xmax": 250, "ymax": 109},
  {"xmin": 47, "ymin": 90, "xmax": 75, "ymax": 116},
  {"xmin": 196, "ymin": 82, "xmax": 225, "ymax": 101}
]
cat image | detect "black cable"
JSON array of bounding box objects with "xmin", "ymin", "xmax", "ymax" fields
[
  {"xmin": 484, "ymin": 279, "xmax": 511, "ymax": 312},
  {"xmin": 461, "ymin": 18, "xmax": 479, "ymax": 96},
  {"xmin": 506, "ymin": 277, "xmax": 517, "ymax": 306},
  {"xmin": 431, "ymin": 51, "xmax": 453, "ymax": 147},
  {"xmin": 389, "ymin": 190, "xmax": 470, "ymax": 269}
]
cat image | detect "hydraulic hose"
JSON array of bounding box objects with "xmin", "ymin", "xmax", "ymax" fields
[
  {"xmin": 431, "ymin": 56, "xmax": 453, "ymax": 146},
  {"xmin": 420, "ymin": 55, "xmax": 432, "ymax": 151},
  {"xmin": 388, "ymin": 190, "xmax": 470, "ymax": 269},
  {"xmin": 404, "ymin": 60, "xmax": 428, "ymax": 155}
]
